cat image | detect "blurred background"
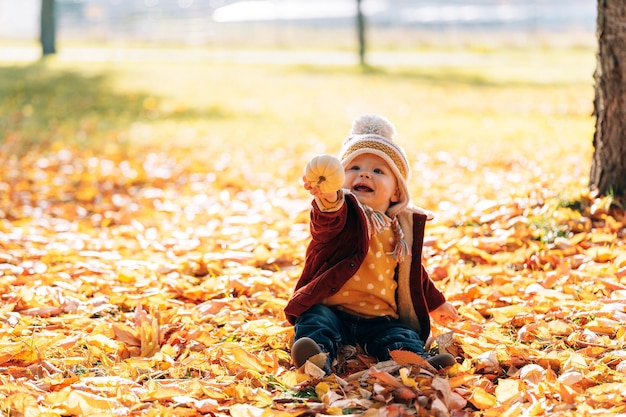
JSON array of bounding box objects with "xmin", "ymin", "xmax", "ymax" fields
[
  {"xmin": 0, "ymin": 0, "xmax": 600, "ymax": 211},
  {"xmin": 0, "ymin": 0, "xmax": 595, "ymax": 57}
]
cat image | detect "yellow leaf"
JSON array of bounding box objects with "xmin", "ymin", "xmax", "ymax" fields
[
  {"xmin": 230, "ymin": 346, "xmax": 267, "ymax": 373},
  {"xmin": 586, "ymin": 382, "xmax": 626, "ymax": 396},
  {"xmin": 546, "ymin": 319, "xmax": 574, "ymax": 336},
  {"xmin": 0, "ymin": 341, "xmax": 23, "ymax": 365},
  {"xmin": 315, "ymin": 381, "xmax": 330, "ymax": 399},
  {"xmin": 228, "ymin": 403, "xmax": 263, "ymax": 417},
  {"xmin": 6, "ymin": 393, "xmax": 42, "ymax": 417},
  {"xmin": 143, "ymin": 381, "xmax": 187, "ymax": 400},
  {"xmin": 307, "ymin": 351, "xmax": 329, "ymax": 372},
  {"xmin": 586, "ymin": 246, "xmax": 615, "ymax": 263},
  {"xmin": 495, "ymin": 378, "xmax": 523, "ymax": 405},
  {"xmin": 139, "ymin": 317, "xmax": 160, "ymax": 357},
  {"xmin": 86, "ymin": 333, "xmax": 121, "ymax": 353},
  {"xmin": 117, "ymin": 269, "xmax": 136, "ymax": 283},
  {"xmin": 399, "ymin": 368, "xmax": 418, "ymax": 389},
  {"xmin": 125, "ymin": 357, "xmax": 153, "ymax": 370},
  {"xmin": 48, "ymin": 387, "xmax": 124, "ymax": 415},
  {"xmin": 457, "ymin": 305, "xmax": 487, "ymax": 323},
  {"xmin": 488, "ymin": 305, "xmax": 528, "ymax": 324},
  {"xmin": 171, "ymin": 396, "xmax": 219, "ymax": 413},
  {"xmin": 150, "ymin": 351, "xmax": 174, "ymax": 370},
  {"xmin": 562, "ymin": 352, "xmax": 589, "ymax": 372},
  {"xmin": 469, "ymin": 387, "xmax": 497, "ymax": 410},
  {"xmin": 449, "ymin": 373, "xmax": 478, "ymax": 389}
]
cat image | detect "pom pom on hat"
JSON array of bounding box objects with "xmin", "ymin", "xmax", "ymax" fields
[
  {"xmin": 339, "ymin": 114, "xmax": 411, "ymax": 218},
  {"xmin": 350, "ymin": 114, "xmax": 396, "ymax": 140}
]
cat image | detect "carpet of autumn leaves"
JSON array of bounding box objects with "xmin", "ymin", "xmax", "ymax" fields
[
  {"xmin": 1, "ymin": 139, "xmax": 625, "ymax": 417},
  {"xmin": 1, "ymin": 57, "xmax": 626, "ymax": 416}
]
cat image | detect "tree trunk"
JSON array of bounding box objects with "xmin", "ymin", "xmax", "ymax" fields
[
  {"xmin": 356, "ymin": 0, "xmax": 366, "ymax": 66},
  {"xmin": 41, "ymin": 0, "xmax": 56, "ymax": 56},
  {"xmin": 591, "ymin": 0, "xmax": 626, "ymax": 198}
]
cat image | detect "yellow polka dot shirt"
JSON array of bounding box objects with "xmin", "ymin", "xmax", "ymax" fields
[{"xmin": 324, "ymin": 223, "xmax": 399, "ymax": 318}]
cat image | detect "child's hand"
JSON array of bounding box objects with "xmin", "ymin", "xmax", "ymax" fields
[
  {"xmin": 304, "ymin": 154, "xmax": 345, "ymax": 194},
  {"xmin": 430, "ymin": 302, "xmax": 459, "ymax": 327},
  {"xmin": 302, "ymin": 175, "xmax": 339, "ymax": 203}
]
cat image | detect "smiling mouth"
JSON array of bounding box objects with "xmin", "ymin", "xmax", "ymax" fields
[{"xmin": 353, "ymin": 184, "xmax": 373, "ymax": 192}]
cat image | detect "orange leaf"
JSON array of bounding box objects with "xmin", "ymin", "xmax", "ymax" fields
[
  {"xmin": 368, "ymin": 366, "xmax": 404, "ymax": 388},
  {"xmin": 47, "ymin": 388, "xmax": 125, "ymax": 415},
  {"xmin": 230, "ymin": 346, "xmax": 267, "ymax": 373},
  {"xmin": 469, "ymin": 386, "xmax": 497, "ymax": 410},
  {"xmin": 389, "ymin": 349, "xmax": 434, "ymax": 370},
  {"xmin": 111, "ymin": 322, "xmax": 141, "ymax": 346},
  {"xmin": 6, "ymin": 393, "xmax": 42, "ymax": 417}
]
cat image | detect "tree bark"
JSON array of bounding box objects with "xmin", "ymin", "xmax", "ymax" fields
[
  {"xmin": 591, "ymin": 0, "xmax": 626, "ymax": 197},
  {"xmin": 41, "ymin": 0, "xmax": 56, "ymax": 56}
]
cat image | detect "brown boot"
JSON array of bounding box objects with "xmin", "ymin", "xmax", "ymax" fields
[
  {"xmin": 291, "ymin": 337, "xmax": 323, "ymax": 367},
  {"xmin": 291, "ymin": 337, "xmax": 331, "ymax": 374}
]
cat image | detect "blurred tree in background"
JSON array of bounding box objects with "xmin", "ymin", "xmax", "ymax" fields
[
  {"xmin": 356, "ymin": 0, "xmax": 366, "ymax": 66},
  {"xmin": 40, "ymin": 0, "xmax": 55, "ymax": 55}
]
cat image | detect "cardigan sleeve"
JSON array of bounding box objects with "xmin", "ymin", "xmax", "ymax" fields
[
  {"xmin": 421, "ymin": 265, "xmax": 446, "ymax": 312},
  {"xmin": 309, "ymin": 194, "xmax": 350, "ymax": 244}
]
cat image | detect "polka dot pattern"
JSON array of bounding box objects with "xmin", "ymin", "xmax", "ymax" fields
[{"xmin": 323, "ymin": 225, "xmax": 398, "ymax": 318}]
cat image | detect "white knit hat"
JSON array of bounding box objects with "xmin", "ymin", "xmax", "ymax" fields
[{"xmin": 339, "ymin": 114, "xmax": 411, "ymax": 218}]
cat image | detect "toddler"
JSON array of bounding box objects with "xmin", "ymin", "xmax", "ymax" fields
[{"xmin": 284, "ymin": 114, "xmax": 459, "ymax": 374}]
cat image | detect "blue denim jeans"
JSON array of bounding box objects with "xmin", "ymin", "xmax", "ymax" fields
[{"xmin": 294, "ymin": 304, "xmax": 426, "ymax": 362}]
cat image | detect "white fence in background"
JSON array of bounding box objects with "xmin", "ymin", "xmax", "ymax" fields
[{"xmin": 0, "ymin": 0, "xmax": 596, "ymax": 48}]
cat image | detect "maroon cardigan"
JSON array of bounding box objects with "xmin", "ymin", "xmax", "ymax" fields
[{"xmin": 284, "ymin": 193, "xmax": 446, "ymax": 343}]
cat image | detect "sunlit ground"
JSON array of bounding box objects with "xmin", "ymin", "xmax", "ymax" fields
[{"xmin": 0, "ymin": 41, "xmax": 595, "ymax": 211}]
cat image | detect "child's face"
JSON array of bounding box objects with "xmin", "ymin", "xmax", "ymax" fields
[{"xmin": 344, "ymin": 153, "xmax": 400, "ymax": 213}]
